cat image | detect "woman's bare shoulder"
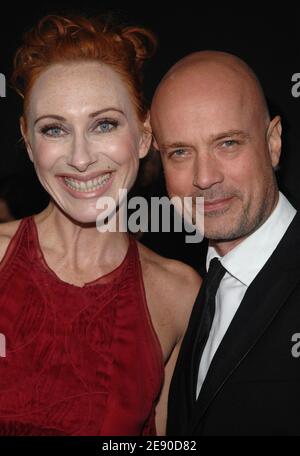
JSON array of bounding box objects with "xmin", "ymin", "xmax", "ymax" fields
[
  {"xmin": 137, "ymin": 242, "xmax": 202, "ymax": 338},
  {"xmin": 0, "ymin": 219, "xmax": 23, "ymax": 262},
  {"xmin": 138, "ymin": 241, "xmax": 201, "ymax": 287}
]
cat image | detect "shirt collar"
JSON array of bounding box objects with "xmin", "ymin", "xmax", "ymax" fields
[{"xmin": 206, "ymin": 192, "xmax": 296, "ymax": 286}]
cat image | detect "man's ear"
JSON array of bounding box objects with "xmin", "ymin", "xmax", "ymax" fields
[
  {"xmin": 267, "ymin": 115, "xmax": 282, "ymax": 168},
  {"xmin": 149, "ymin": 112, "xmax": 159, "ymax": 152},
  {"xmin": 138, "ymin": 113, "xmax": 152, "ymax": 159},
  {"xmin": 20, "ymin": 116, "xmax": 34, "ymax": 162}
]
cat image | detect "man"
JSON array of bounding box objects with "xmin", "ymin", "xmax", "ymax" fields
[{"xmin": 150, "ymin": 51, "xmax": 300, "ymax": 435}]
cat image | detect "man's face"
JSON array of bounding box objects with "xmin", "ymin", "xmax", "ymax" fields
[{"xmin": 152, "ymin": 71, "xmax": 281, "ymax": 243}]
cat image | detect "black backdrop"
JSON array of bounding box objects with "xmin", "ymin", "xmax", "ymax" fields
[{"xmin": 1, "ymin": 3, "xmax": 300, "ymax": 268}]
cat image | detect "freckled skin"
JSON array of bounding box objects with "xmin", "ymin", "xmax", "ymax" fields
[
  {"xmin": 22, "ymin": 61, "xmax": 149, "ymax": 224},
  {"xmin": 151, "ymin": 51, "xmax": 282, "ymax": 255}
]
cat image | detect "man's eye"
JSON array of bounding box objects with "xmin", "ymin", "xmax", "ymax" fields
[
  {"xmin": 95, "ymin": 120, "xmax": 118, "ymax": 133},
  {"xmin": 40, "ymin": 125, "xmax": 66, "ymax": 137},
  {"xmin": 222, "ymin": 140, "xmax": 238, "ymax": 148},
  {"xmin": 171, "ymin": 149, "xmax": 186, "ymax": 157}
]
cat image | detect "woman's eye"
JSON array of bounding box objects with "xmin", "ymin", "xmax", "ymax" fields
[
  {"xmin": 40, "ymin": 125, "xmax": 66, "ymax": 137},
  {"xmin": 95, "ymin": 120, "xmax": 118, "ymax": 133}
]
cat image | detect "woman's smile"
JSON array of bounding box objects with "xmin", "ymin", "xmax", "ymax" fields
[{"xmin": 57, "ymin": 171, "xmax": 115, "ymax": 199}]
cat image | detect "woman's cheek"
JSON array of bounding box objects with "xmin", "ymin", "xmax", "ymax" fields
[
  {"xmin": 104, "ymin": 136, "xmax": 140, "ymax": 166},
  {"xmin": 32, "ymin": 141, "xmax": 65, "ymax": 171}
]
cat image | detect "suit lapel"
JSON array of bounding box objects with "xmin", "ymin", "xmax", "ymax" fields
[{"xmin": 189, "ymin": 211, "xmax": 300, "ymax": 433}]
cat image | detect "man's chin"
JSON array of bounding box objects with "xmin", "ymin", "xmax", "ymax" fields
[{"xmin": 204, "ymin": 221, "xmax": 245, "ymax": 242}]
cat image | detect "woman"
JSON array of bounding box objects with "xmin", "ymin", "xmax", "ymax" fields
[{"xmin": 0, "ymin": 14, "xmax": 200, "ymax": 435}]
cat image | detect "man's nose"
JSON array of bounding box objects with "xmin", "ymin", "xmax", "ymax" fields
[
  {"xmin": 67, "ymin": 134, "xmax": 97, "ymax": 172},
  {"xmin": 193, "ymin": 154, "xmax": 224, "ymax": 190}
]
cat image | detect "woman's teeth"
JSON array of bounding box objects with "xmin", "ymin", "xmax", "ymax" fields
[{"xmin": 64, "ymin": 173, "xmax": 111, "ymax": 192}]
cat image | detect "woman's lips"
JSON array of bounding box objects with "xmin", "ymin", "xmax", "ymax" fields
[
  {"xmin": 204, "ymin": 196, "xmax": 234, "ymax": 212},
  {"xmin": 57, "ymin": 172, "xmax": 114, "ymax": 199}
]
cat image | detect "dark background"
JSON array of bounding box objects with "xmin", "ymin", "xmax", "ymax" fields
[{"xmin": 0, "ymin": 2, "xmax": 300, "ymax": 268}]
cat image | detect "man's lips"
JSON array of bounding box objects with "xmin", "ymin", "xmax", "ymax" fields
[{"xmin": 203, "ymin": 196, "xmax": 234, "ymax": 211}]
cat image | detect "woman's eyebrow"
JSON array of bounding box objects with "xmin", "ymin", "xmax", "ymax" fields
[
  {"xmin": 34, "ymin": 108, "xmax": 125, "ymax": 126},
  {"xmin": 88, "ymin": 108, "xmax": 125, "ymax": 118},
  {"xmin": 34, "ymin": 114, "xmax": 65, "ymax": 125}
]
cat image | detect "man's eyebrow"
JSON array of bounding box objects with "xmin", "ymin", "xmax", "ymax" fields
[
  {"xmin": 210, "ymin": 130, "xmax": 250, "ymax": 141},
  {"xmin": 160, "ymin": 141, "xmax": 191, "ymax": 150},
  {"xmin": 159, "ymin": 131, "xmax": 249, "ymax": 150},
  {"xmin": 34, "ymin": 108, "xmax": 125, "ymax": 125}
]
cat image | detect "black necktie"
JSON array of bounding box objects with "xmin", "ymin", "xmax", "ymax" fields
[{"xmin": 192, "ymin": 257, "xmax": 226, "ymax": 398}]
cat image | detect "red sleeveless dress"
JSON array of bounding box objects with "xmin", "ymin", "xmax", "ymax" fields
[{"xmin": 0, "ymin": 217, "xmax": 164, "ymax": 435}]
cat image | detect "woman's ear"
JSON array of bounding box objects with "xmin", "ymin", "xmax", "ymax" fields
[
  {"xmin": 20, "ymin": 116, "xmax": 34, "ymax": 162},
  {"xmin": 138, "ymin": 113, "xmax": 152, "ymax": 159}
]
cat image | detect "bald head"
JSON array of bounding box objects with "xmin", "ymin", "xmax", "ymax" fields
[
  {"xmin": 151, "ymin": 50, "xmax": 270, "ymax": 138},
  {"xmin": 150, "ymin": 50, "xmax": 282, "ymax": 253}
]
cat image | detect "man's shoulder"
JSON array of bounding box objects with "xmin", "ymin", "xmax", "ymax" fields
[{"xmin": 273, "ymin": 208, "xmax": 300, "ymax": 252}]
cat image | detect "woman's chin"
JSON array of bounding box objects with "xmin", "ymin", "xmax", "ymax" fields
[
  {"xmin": 52, "ymin": 195, "xmax": 121, "ymax": 227},
  {"xmin": 58, "ymin": 206, "xmax": 99, "ymax": 226}
]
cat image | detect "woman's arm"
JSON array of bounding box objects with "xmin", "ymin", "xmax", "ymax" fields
[
  {"xmin": 155, "ymin": 339, "xmax": 181, "ymax": 435},
  {"xmin": 154, "ymin": 263, "xmax": 201, "ymax": 435}
]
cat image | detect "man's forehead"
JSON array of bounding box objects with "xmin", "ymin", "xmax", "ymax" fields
[
  {"xmin": 151, "ymin": 57, "xmax": 269, "ymax": 140},
  {"xmin": 154, "ymin": 85, "xmax": 247, "ymax": 124},
  {"xmin": 152, "ymin": 90, "xmax": 254, "ymax": 146},
  {"xmin": 152, "ymin": 56, "xmax": 263, "ymax": 116},
  {"xmin": 153, "ymin": 73, "xmax": 250, "ymax": 118}
]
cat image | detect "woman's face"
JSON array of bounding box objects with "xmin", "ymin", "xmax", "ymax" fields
[{"xmin": 22, "ymin": 61, "xmax": 151, "ymax": 223}]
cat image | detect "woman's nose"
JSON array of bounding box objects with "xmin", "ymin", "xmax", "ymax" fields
[{"xmin": 67, "ymin": 135, "xmax": 97, "ymax": 172}]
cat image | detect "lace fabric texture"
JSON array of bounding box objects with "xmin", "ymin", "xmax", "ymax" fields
[{"xmin": 0, "ymin": 217, "xmax": 164, "ymax": 435}]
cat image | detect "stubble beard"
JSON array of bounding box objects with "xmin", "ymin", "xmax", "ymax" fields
[{"xmin": 204, "ymin": 188, "xmax": 278, "ymax": 243}]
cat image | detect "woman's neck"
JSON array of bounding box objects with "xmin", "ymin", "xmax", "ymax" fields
[{"xmin": 33, "ymin": 201, "xmax": 129, "ymax": 277}]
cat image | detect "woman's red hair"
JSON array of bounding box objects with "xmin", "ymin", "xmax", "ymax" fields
[{"xmin": 11, "ymin": 14, "xmax": 157, "ymax": 122}]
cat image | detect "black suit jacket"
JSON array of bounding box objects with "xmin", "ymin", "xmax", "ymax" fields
[{"xmin": 167, "ymin": 210, "xmax": 300, "ymax": 436}]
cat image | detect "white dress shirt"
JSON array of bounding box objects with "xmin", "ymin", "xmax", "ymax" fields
[{"xmin": 196, "ymin": 192, "xmax": 296, "ymax": 399}]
